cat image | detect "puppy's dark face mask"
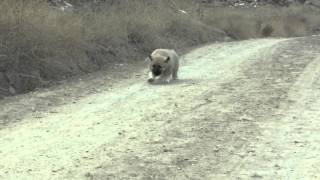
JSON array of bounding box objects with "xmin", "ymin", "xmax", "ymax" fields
[
  {"xmin": 152, "ymin": 64, "xmax": 162, "ymax": 76},
  {"xmin": 149, "ymin": 55, "xmax": 170, "ymax": 77}
]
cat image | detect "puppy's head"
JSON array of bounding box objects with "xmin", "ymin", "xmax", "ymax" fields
[{"xmin": 148, "ymin": 55, "xmax": 170, "ymax": 76}]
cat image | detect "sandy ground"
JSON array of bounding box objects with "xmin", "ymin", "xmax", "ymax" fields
[{"xmin": 0, "ymin": 36, "xmax": 320, "ymax": 180}]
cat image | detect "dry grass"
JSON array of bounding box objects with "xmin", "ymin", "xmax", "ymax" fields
[
  {"xmin": 1, "ymin": 0, "xmax": 320, "ymax": 95},
  {"xmin": 203, "ymin": 5, "xmax": 320, "ymax": 39},
  {"xmin": 0, "ymin": 0, "xmax": 223, "ymax": 94}
]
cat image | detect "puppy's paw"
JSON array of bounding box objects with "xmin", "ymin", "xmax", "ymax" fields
[
  {"xmin": 147, "ymin": 78, "xmax": 155, "ymax": 83},
  {"xmin": 162, "ymin": 78, "xmax": 171, "ymax": 84}
]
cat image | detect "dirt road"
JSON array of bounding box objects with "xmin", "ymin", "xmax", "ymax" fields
[{"xmin": 0, "ymin": 37, "xmax": 320, "ymax": 180}]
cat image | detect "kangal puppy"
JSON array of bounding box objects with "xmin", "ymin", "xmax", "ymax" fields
[{"xmin": 147, "ymin": 49, "xmax": 179, "ymax": 84}]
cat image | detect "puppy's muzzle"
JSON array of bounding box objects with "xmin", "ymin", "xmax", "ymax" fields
[
  {"xmin": 152, "ymin": 65, "xmax": 162, "ymax": 76},
  {"xmin": 152, "ymin": 69, "xmax": 161, "ymax": 76}
]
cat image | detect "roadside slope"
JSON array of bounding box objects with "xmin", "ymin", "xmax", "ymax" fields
[{"xmin": 0, "ymin": 37, "xmax": 320, "ymax": 179}]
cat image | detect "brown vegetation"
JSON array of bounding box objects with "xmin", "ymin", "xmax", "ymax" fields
[
  {"xmin": 203, "ymin": 5, "xmax": 320, "ymax": 39},
  {"xmin": 0, "ymin": 0, "xmax": 319, "ymax": 97},
  {"xmin": 0, "ymin": 0, "xmax": 225, "ymax": 96}
]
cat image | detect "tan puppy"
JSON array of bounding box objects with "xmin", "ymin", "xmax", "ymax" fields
[{"xmin": 147, "ymin": 49, "xmax": 179, "ymax": 84}]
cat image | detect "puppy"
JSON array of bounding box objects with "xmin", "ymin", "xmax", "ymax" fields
[{"xmin": 147, "ymin": 49, "xmax": 179, "ymax": 84}]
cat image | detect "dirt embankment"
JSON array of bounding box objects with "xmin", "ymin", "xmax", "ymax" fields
[{"xmin": 0, "ymin": 36, "xmax": 320, "ymax": 179}]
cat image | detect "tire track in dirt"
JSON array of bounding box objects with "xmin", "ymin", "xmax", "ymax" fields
[
  {"xmin": 225, "ymin": 37, "xmax": 320, "ymax": 179},
  {"xmin": 244, "ymin": 56, "xmax": 320, "ymax": 180}
]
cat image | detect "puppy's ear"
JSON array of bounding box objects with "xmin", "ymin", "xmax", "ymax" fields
[
  {"xmin": 165, "ymin": 56, "xmax": 170, "ymax": 63},
  {"xmin": 145, "ymin": 55, "xmax": 153, "ymax": 62}
]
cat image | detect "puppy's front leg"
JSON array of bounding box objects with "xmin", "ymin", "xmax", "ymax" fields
[
  {"xmin": 147, "ymin": 71, "xmax": 155, "ymax": 83},
  {"xmin": 160, "ymin": 72, "xmax": 172, "ymax": 84}
]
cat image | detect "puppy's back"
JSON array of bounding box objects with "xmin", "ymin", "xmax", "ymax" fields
[{"xmin": 151, "ymin": 49, "xmax": 177, "ymax": 58}]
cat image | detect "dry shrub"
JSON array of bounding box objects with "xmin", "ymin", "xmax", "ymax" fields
[
  {"xmin": 261, "ymin": 24, "xmax": 274, "ymax": 37},
  {"xmin": 262, "ymin": 14, "xmax": 308, "ymax": 37},
  {"xmin": 0, "ymin": 0, "xmax": 224, "ymax": 95},
  {"xmin": 203, "ymin": 8, "xmax": 261, "ymax": 39},
  {"xmin": 1, "ymin": 0, "xmax": 320, "ymax": 96},
  {"xmin": 203, "ymin": 5, "xmax": 320, "ymax": 39},
  {"xmin": 0, "ymin": 0, "xmax": 87, "ymax": 92}
]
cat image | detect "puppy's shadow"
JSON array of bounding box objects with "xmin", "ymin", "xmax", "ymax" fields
[{"xmin": 148, "ymin": 78, "xmax": 201, "ymax": 86}]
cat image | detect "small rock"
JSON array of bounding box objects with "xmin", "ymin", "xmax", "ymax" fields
[
  {"xmin": 9, "ymin": 86, "xmax": 16, "ymax": 95},
  {"xmin": 274, "ymin": 164, "xmax": 281, "ymax": 169},
  {"xmin": 213, "ymin": 148, "xmax": 220, "ymax": 152},
  {"xmin": 95, "ymin": 165, "xmax": 102, "ymax": 169},
  {"xmin": 52, "ymin": 167, "xmax": 64, "ymax": 173},
  {"xmin": 240, "ymin": 115, "xmax": 253, "ymax": 121},
  {"xmin": 34, "ymin": 115, "xmax": 43, "ymax": 119},
  {"xmin": 163, "ymin": 149, "xmax": 173, "ymax": 153},
  {"xmin": 84, "ymin": 172, "xmax": 93, "ymax": 178},
  {"xmin": 294, "ymin": 140, "xmax": 302, "ymax": 144},
  {"xmin": 251, "ymin": 173, "xmax": 263, "ymax": 178}
]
